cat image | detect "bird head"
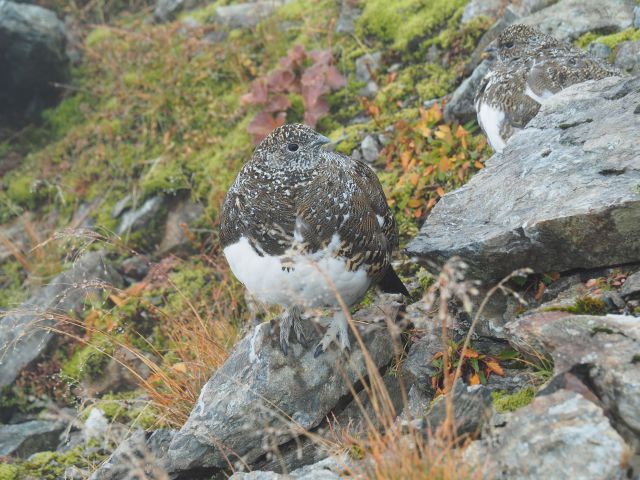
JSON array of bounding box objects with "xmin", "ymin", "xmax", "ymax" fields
[
  {"xmin": 492, "ymin": 24, "xmax": 558, "ymax": 62},
  {"xmin": 253, "ymin": 123, "xmax": 332, "ymax": 170}
]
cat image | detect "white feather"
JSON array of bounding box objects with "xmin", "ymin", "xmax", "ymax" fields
[
  {"xmin": 478, "ymin": 102, "xmax": 507, "ymax": 153},
  {"xmin": 224, "ymin": 236, "xmax": 370, "ymax": 308},
  {"xmin": 524, "ymin": 83, "xmax": 553, "ymax": 104}
]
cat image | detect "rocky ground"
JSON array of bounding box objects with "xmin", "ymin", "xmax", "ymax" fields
[{"xmin": 0, "ymin": 0, "xmax": 639, "ymax": 479}]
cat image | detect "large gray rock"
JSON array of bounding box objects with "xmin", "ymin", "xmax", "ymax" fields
[
  {"xmin": 615, "ymin": 39, "xmax": 640, "ymax": 74},
  {"xmin": 443, "ymin": 59, "xmax": 491, "ymax": 123},
  {"xmin": 214, "ymin": 1, "xmax": 289, "ymax": 29},
  {"xmin": 505, "ymin": 312, "xmax": 640, "ymax": 449},
  {"xmin": 0, "ymin": 251, "xmax": 123, "ymax": 387},
  {"xmin": 231, "ymin": 456, "xmax": 345, "ymax": 480},
  {"xmin": 0, "ymin": 0, "xmax": 69, "ymax": 118},
  {"xmin": 465, "ymin": 389, "xmax": 629, "ymax": 479},
  {"xmin": 0, "ymin": 420, "xmax": 65, "ymax": 457},
  {"xmin": 520, "ymin": 0, "xmax": 635, "ymax": 41},
  {"xmin": 165, "ymin": 304, "xmax": 401, "ymax": 476},
  {"xmin": 407, "ymin": 76, "xmax": 640, "ymax": 281}
]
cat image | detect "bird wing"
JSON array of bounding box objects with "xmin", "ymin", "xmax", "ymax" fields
[
  {"xmin": 220, "ymin": 164, "xmax": 296, "ymax": 256},
  {"xmin": 293, "ymin": 154, "xmax": 394, "ymax": 276}
]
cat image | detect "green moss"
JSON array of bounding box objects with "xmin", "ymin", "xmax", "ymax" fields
[
  {"xmin": 141, "ymin": 157, "xmax": 190, "ymax": 196},
  {"xmin": 567, "ymin": 296, "xmax": 609, "ymax": 315},
  {"xmin": 87, "ymin": 392, "xmax": 158, "ymax": 430},
  {"xmin": 61, "ymin": 335, "xmax": 113, "ymax": 384},
  {"xmin": 0, "ymin": 259, "xmax": 28, "ymax": 308},
  {"xmin": 0, "ymin": 464, "xmax": 18, "ymax": 480},
  {"xmin": 13, "ymin": 444, "xmax": 108, "ymax": 480},
  {"xmin": 492, "ymin": 386, "xmax": 536, "ymax": 413},
  {"xmin": 357, "ymin": 0, "xmax": 467, "ymax": 49},
  {"xmin": 576, "ymin": 28, "xmax": 640, "ymax": 49},
  {"xmin": 85, "ymin": 26, "xmax": 113, "ymax": 48}
]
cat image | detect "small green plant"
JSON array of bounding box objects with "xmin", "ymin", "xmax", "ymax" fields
[{"xmin": 491, "ymin": 386, "xmax": 536, "ymax": 413}]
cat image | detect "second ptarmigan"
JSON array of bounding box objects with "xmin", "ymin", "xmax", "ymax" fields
[{"xmin": 221, "ymin": 124, "xmax": 408, "ymax": 357}]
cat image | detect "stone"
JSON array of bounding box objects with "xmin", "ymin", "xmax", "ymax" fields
[
  {"xmin": 360, "ymin": 135, "xmax": 380, "ymax": 164},
  {"xmin": 157, "ymin": 199, "xmax": 204, "ymax": 255},
  {"xmin": 634, "ymin": 5, "xmax": 640, "ymax": 29},
  {"xmin": 0, "ymin": 0, "xmax": 70, "ymax": 120},
  {"xmin": 231, "ymin": 456, "xmax": 345, "ymax": 479},
  {"xmin": 520, "ymin": 0, "xmax": 635, "ymax": 41},
  {"xmin": 461, "ymin": 0, "xmax": 505, "ymax": 23},
  {"xmin": 0, "ymin": 420, "xmax": 65, "ymax": 457},
  {"xmin": 621, "ymin": 271, "xmax": 640, "ymax": 300},
  {"xmin": 335, "ymin": 0, "xmax": 360, "ymax": 34},
  {"xmin": 407, "ymin": 76, "xmax": 640, "ymax": 281},
  {"xmin": 119, "ymin": 255, "xmax": 150, "ymax": 281},
  {"xmin": 465, "ymin": 389, "xmax": 629, "ymax": 479},
  {"xmin": 443, "ymin": 59, "xmax": 492, "ymax": 123},
  {"xmin": 83, "ymin": 408, "xmax": 109, "ymax": 443},
  {"xmin": 587, "ymin": 42, "xmax": 612, "ymax": 60},
  {"xmin": 0, "ymin": 251, "xmax": 123, "ymax": 387},
  {"xmin": 354, "ymin": 52, "xmax": 382, "ymax": 98},
  {"xmin": 116, "ymin": 195, "xmax": 167, "ymax": 236},
  {"xmin": 505, "ymin": 312, "xmax": 640, "ymax": 449},
  {"xmin": 165, "ymin": 303, "xmax": 401, "ymax": 476},
  {"xmin": 153, "ymin": 0, "xmax": 196, "ymax": 23},
  {"xmin": 89, "ymin": 429, "xmax": 175, "ymax": 480},
  {"xmin": 615, "ymin": 40, "xmax": 640, "ymax": 74},
  {"xmin": 214, "ymin": 1, "xmax": 289, "ymax": 29},
  {"xmin": 422, "ymin": 381, "xmax": 492, "ymax": 438}
]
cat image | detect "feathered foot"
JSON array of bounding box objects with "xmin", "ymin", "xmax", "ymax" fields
[
  {"xmin": 279, "ymin": 305, "xmax": 307, "ymax": 356},
  {"xmin": 314, "ymin": 310, "xmax": 351, "ymax": 357}
]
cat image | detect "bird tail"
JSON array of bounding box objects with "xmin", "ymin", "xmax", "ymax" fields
[{"xmin": 378, "ymin": 266, "xmax": 410, "ymax": 297}]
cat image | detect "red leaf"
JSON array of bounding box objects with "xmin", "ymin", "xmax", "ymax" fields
[
  {"xmin": 241, "ymin": 79, "xmax": 268, "ymax": 105},
  {"xmin": 304, "ymin": 98, "xmax": 329, "ymax": 128},
  {"xmin": 247, "ymin": 111, "xmax": 287, "ymax": 144},
  {"xmin": 264, "ymin": 94, "xmax": 291, "ymax": 113}
]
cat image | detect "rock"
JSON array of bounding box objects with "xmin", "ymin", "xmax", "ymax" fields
[
  {"xmin": 165, "ymin": 304, "xmax": 401, "ymax": 476},
  {"xmin": 422, "ymin": 381, "xmax": 492, "ymax": 438},
  {"xmin": 635, "ymin": 5, "xmax": 640, "ymax": 28},
  {"xmin": 231, "ymin": 456, "xmax": 345, "ymax": 479},
  {"xmin": 354, "ymin": 52, "xmax": 382, "ymax": 98},
  {"xmin": 462, "ymin": 0, "xmax": 557, "ymax": 22},
  {"xmin": 89, "ymin": 429, "xmax": 175, "ymax": 480},
  {"xmin": 119, "ymin": 255, "xmax": 150, "ymax": 281},
  {"xmin": 83, "ymin": 408, "xmax": 109, "ymax": 443},
  {"xmin": 360, "ymin": 135, "xmax": 380, "ymax": 164},
  {"xmin": 214, "ymin": 1, "xmax": 289, "ymax": 29},
  {"xmin": 621, "ymin": 271, "xmax": 640, "ymax": 300},
  {"xmin": 505, "ymin": 312, "xmax": 640, "ymax": 449},
  {"xmin": 443, "ymin": 59, "xmax": 491, "ymax": 123},
  {"xmin": 116, "ymin": 195, "xmax": 167, "ymax": 237},
  {"xmin": 615, "ymin": 40, "xmax": 640, "ymax": 74},
  {"xmin": 407, "ymin": 76, "xmax": 640, "ymax": 281},
  {"xmin": 0, "ymin": 0, "xmax": 70, "ymax": 120},
  {"xmin": 587, "ymin": 41, "xmax": 612, "ymax": 60},
  {"xmin": 153, "ymin": 0, "xmax": 197, "ymax": 23},
  {"xmin": 465, "ymin": 389, "xmax": 629, "ymax": 479},
  {"xmin": 0, "ymin": 251, "xmax": 123, "ymax": 387},
  {"xmin": 520, "ymin": 0, "xmax": 635, "ymax": 41},
  {"xmin": 157, "ymin": 199, "xmax": 204, "ymax": 255},
  {"xmin": 336, "ymin": 0, "xmax": 360, "ymax": 34},
  {"xmin": 0, "ymin": 420, "xmax": 65, "ymax": 457}
]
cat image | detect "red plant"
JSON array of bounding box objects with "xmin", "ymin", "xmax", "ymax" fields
[{"xmin": 241, "ymin": 44, "xmax": 346, "ymax": 144}]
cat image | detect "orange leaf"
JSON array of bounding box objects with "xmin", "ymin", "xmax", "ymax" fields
[
  {"xmin": 461, "ymin": 347, "xmax": 479, "ymax": 358},
  {"xmin": 413, "ymin": 208, "xmax": 422, "ymax": 218},
  {"xmin": 426, "ymin": 197, "xmax": 437, "ymax": 210},
  {"xmin": 409, "ymin": 172, "xmax": 419, "ymax": 186},
  {"xmin": 109, "ymin": 294, "xmax": 125, "ymax": 307},
  {"xmin": 171, "ymin": 362, "xmax": 188, "ymax": 374},
  {"xmin": 438, "ymin": 156, "xmax": 452, "ymax": 173},
  {"xmin": 400, "ymin": 151, "xmax": 412, "ymax": 171},
  {"xmin": 423, "ymin": 165, "xmax": 434, "ymax": 177},
  {"xmin": 534, "ymin": 281, "xmax": 546, "ymax": 301},
  {"xmin": 469, "ymin": 372, "xmax": 481, "ymax": 385},
  {"xmin": 436, "ymin": 186, "xmax": 445, "ymax": 197},
  {"xmin": 407, "ymin": 198, "xmax": 422, "ymax": 208},
  {"xmin": 485, "ymin": 360, "xmax": 505, "ymax": 376},
  {"xmin": 125, "ymin": 281, "xmax": 147, "ymax": 297},
  {"xmin": 474, "ymin": 161, "xmax": 484, "ymax": 169},
  {"xmin": 432, "ymin": 351, "xmax": 444, "ymax": 360}
]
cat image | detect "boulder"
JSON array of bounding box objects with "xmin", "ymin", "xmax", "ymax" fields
[
  {"xmin": 505, "ymin": 312, "xmax": 640, "ymax": 449},
  {"xmin": 443, "ymin": 59, "xmax": 491, "ymax": 124},
  {"xmin": 621, "ymin": 271, "xmax": 640, "ymax": 300},
  {"xmin": 214, "ymin": 1, "xmax": 289, "ymax": 29},
  {"xmin": 520, "ymin": 0, "xmax": 636, "ymax": 41},
  {"xmin": 157, "ymin": 199, "xmax": 204, "ymax": 256},
  {"xmin": 0, "ymin": 0, "xmax": 69, "ymax": 119},
  {"xmin": 465, "ymin": 389, "xmax": 629, "ymax": 479},
  {"xmin": 165, "ymin": 303, "xmax": 401, "ymax": 476},
  {"xmin": 615, "ymin": 39, "xmax": 640, "ymax": 74},
  {"xmin": 0, "ymin": 251, "xmax": 123, "ymax": 387},
  {"xmin": 354, "ymin": 52, "xmax": 382, "ymax": 98},
  {"xmin": 0, "ymin": 420, "xmax": 65, "ymax": 457},
  {"xmin": 407, "ymin": 76, "xmax": 640, "ymax": 281},
  {"xmin": 230, "ymin": 456, "xmax": 345, "ymax": 480}
]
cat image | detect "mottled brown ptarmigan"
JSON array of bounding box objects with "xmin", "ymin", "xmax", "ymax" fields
[
  {"xmin": 220, "ymin": 124, "xmax": 408, "ymax": 357},
  {"xmin": 475, "ymin": 24, "xmax": 621, "ymax": 153}
]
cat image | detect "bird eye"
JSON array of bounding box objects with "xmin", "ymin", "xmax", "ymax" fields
[
  {"xmin": 287, "ymin": 143, "xmax": 299, "ymax": 152},
  {"xmin": 504, "ymin": 40, "xmax": 514, "ymax": 48}
]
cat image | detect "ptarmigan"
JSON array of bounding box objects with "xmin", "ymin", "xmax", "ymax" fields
[
  {"xmin": 475, "ymin": 24, "xmax": 621, "ymax": 153},
  {"xmin": 220, "ymin": 124, "xmax": 408, "ymax": 356}
]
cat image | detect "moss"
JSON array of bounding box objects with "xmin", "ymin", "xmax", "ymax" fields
[
  {"xmin": 13, "ymin": 444, "xmax": 108, "ymax": 479},
  {"xmin": 87, "ymin": 391, "xmax": 159, "ymax": 430},
  {"xmin": 357, "ymin": 0, "xmax": 467, "ymax": 49},
  {"xmin": 0, "ymin": 464, "xmax": 18, "ymax": 480},
  {"xmin": 492, "ymin": 386, "xmax": 536, "ymax": 413},
  {"xmin": 576, "ymin": 28, "xmax": 640, "ymax": 50},
  {"xmin": 61, "ymin": 335, "xmax": 113, "ymax": 384},
  {"xmin": 141, "ymin": 156, "xmax": 190, "ymax": 196},
  {"xmin": 567, "ymin": 296, "xmax": 609, "ymax": 315},
  {"xmin": 0, "ymin": 259, "xmax": 28, "ymax": 308},
  {"xmin": 85, "ymin": 26, "xmax": 113, "ymax": 48}
]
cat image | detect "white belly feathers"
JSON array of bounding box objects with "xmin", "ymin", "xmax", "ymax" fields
[
  {"xmin": 477, "ymin": 102, "xmax": 507, "ymax": 153},
  {"xmin": 223, "ymin": 236, "xmax": 371, "ymax": 308}
]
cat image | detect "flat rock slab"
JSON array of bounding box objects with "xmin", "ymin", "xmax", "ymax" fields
[
  {"xmin": 465, "ymin": 389, "xmax": 629, "ymax": 479},
  {"xmin": 0, "ymin": 251, "xmax": 122, "ymax": 387},
  {"xmin": 0, "ymin": 420, "xmax": 65, "ymax": 457},
  {"xmin": 165, "ymin": 303, "xmax": 400, "ymax": 475},
  {"xmin": 505, "ymin": 312, "xmax": 640, "ymax": 448},
  {"xmin": 407, "ymin": 76, "xmax": 640, "ymax": 281}
]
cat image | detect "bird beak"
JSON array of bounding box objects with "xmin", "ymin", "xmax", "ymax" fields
[
  {"xmin": 312, "ymin": 135, "xmax": 332, "ymax": 149},
  {"xmin": 481, "ymin": 45, "xmax": 497, "ymax": 60}
]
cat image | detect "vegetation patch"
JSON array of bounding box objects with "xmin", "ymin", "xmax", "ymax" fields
[{"xmin": 491, "ymin": 386, "xmax": 536, "ymax": 413}]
